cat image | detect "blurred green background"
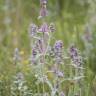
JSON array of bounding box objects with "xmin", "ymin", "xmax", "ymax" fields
[
  {"xmin": 0, "ymin": 0, "xmax": 96, "ymax": 95},
  {"xmin": 0, "ymin": 0, "xmax": 95, "ymax": 47}
]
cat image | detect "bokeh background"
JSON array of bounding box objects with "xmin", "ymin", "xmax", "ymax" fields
[{"xmin": 0, "ymin": 0, "xmax": 96, "ymax": 95}]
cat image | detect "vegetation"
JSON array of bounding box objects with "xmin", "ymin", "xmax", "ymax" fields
[{"xmin": 0, "ymin": 0, "xmax": 96, "ymax": 96}]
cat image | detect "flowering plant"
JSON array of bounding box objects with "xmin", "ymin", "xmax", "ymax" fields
[{"xmin": 12, "ymin": 0, "xmax": 84, "ymax": 96}]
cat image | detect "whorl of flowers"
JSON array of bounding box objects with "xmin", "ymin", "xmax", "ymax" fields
[
  {"xmin": 38, "ymin": 22, "xmax": 49, "ymax": 33},
  {"xmin": 55, "ymin": 70, "xmax": 64, "ymax": 78},
  {"xmin": 39, "ymin": 0, "xmax": 48, "ymax": 19},
  {"xmin": 28, "ymin": 23, "xmax": 37, "ymax": 37},
  {"xmin": 29, "ymin": 22, "xmax": 55, "ymax": 37},
  {"xmin": 40, "ymin": 0, "xmax": 48, "ymax": 4},
  {"xmin": 54, "ymin": 40, "xmax": 63, "ymax": 64},
  {"xmin": 54, "ymin": 40, "xmax": 63, "ymax": 50},
  {"xmin": 69, "ymin": 45, "xmax": 82, "ymax": 67}
]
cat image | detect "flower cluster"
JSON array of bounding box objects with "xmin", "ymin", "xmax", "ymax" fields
[
  {"xmin": 28, "ymin": 9, "xmax": 55, "ymax": 64},
  {"xmin": 39, "ymin": 0, "xmax": 48, "ymax": 19},
  {"xmin": 54, "ymin": 40, "xmax": 63, "ymax": 64},
  {"xmin": 69, "ymin": 45, "xmax": 82, "ymax": 67},
  {"xmin": 28, "ymin": 23, "xmax": 37, "ymax": 37},
  {"xmin": 55, "ymin": 69, "xmax": 64, "ymax": 78},
  {"xmin": 39, "ymin": 22, "xmax": 49, "ymax": 33},
  {"xmin": 29, "ymin": 22, "xmax": 55, "ymax": 37}
]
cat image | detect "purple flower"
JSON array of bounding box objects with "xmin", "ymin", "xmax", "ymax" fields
[
  {"xmin": 38, "ymin": 22, "xmax": 49, "ymax": 33},
  {"xmin": 39, "ymin": 0, "xmax": 48, "ymax": 18},
  {"xmin": 28, "ymin": 23, "xmax": 37, "ymax": 37},
  {"xmin": 54, "ymin": 40, "xmax": 63, "ymax": 64},
  {"xmin": 39, "ymin": 7, "xmax": 48, "ymax": 19},
  {"xmin": 70, "ymin": 45, "xmax": 78, "ymax": 57},
  {"xmin": 56, "ymin": 70, "xmax": 64, "ymax": 78},
  {"xmin": 54, "ymin": 40, "xmax": 63, "ymax": 50},
  {"xmin": 69, "ymin": 45, "xmax": 82, "ymax": 66},
  {"xmin": 52, "ymin": 67, "xmax": 64, "ymax": 78},
  {"xmin": 40, "ymin": 0, "xmax": 48, "ymax": 4}
]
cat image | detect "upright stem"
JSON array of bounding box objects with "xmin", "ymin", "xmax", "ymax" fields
[{"xmin": 41, "ymin": 32, "xmax": 46, "ymax": 94}]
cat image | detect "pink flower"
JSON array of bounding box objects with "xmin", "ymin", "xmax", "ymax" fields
[
  {"xmin": 40, "ymin": 0, "xmax": 47, "ymax": 4},
  {"xmin": 39, "ymin": 7, "xmax": 48, "ymax": 18},
  {"xmin": 38, "ymin": 22, "xmax": 49, "ymax": 33},
  {"xmin": 39, "ymin": 0, "xmax": 48, "ymax": 19}
]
